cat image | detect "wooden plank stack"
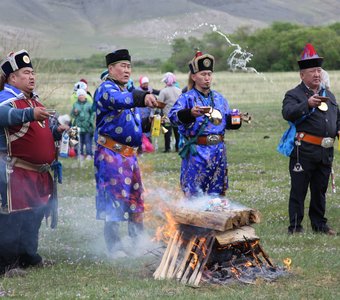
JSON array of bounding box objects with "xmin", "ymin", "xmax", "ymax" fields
[{"xmin": 153, "ymin": 205, "xmax": 261, "ymax": 286}]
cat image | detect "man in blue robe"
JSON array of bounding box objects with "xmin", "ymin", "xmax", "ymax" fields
[
  {"xmin": 94, "ymin": 49, "xmax": 158, "ymax": 253},
  {"xmin": 169, "ymin": 51, "xmax": 242, "ymax": 197}
]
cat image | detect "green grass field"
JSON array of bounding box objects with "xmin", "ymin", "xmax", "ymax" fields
[{"xmin": 1, "ymin": 71, "xmax": 339, "ymax": 299}]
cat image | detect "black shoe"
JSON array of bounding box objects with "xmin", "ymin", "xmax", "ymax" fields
[
  {"xmin": 288, "ymin": 226, "xmax": 304, "ymax": 234},
  {"xmin": 4, "ymin": 267, "xmax": 27, "ymax": 278},
  {"xmin": 163, "ymin": 150, "xmax": 170, "ymax": 153},
  {"xmin": 312, "ymin": 225, "xmax": 337, "ymax": 236}
]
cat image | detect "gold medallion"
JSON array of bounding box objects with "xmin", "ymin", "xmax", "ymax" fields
[
  {"xmin": 207, "ymin": 109, "xmax": 222, "ymax": 125},
  {"xmin": 203, "ymin": 58, "xmax": 211, "ymax": 67},
  {"xmin": 23, "ymin": 55, "xmax": 30, "ymax": 64},
  {"xmin": 318, "ymin": 102, "xmax": 328, "ymax": 111}
]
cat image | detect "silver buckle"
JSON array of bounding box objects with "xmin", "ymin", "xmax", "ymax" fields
[
  {"xmin": 38, "ymin": 163, "xmax": 50, "ymax": 173},
  {"xmin": 206, "ymin": 135, "xmax": 221, "ymax": 145},
  {"xmin": 113, "ymin": 143, "xmax": 123, "ymax": 152},
  {"xmin": 98, "ymin": 135, "xmax": 107, "ymax": 145},
  {"xmin": 321, "ymin": 137, "xmax": 334, "ymax": 148}
]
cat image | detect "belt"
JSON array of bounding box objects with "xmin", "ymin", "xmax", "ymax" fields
[
  {"xmin": 296, "ymin": 132, "xmax": 334, "ymax": 148},
  {"xmin": 97, "ymin": 135, "xmax": 138, "ymax": 157},
  {"xmin": 14, "ymin": 157, "xmax": 51, "ymax": 173},
  {"xmin": 196, "ymin": 134, "xmax": 224, "ymax": 145}
]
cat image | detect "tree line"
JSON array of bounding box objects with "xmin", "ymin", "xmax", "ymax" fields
[{"xmin": 163, "ymin": 22, "xmax": 340, "ymax": 73}]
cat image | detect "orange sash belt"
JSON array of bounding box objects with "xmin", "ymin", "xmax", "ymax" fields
[
  {"xmin": 196, "ymin": 134, "xmax": 224, "ymax": 145},
  {"xmin": 97, "ymin": 135, "xmax": 138, "ymax": 157},
  {"xmin": 296, "ymin": 132, "xmax": 334, "ymax": 148}
]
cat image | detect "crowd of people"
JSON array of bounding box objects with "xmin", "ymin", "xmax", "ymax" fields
[{"xmin": 0, "ymin": 42, "xmax": 338, "ymax": 277}]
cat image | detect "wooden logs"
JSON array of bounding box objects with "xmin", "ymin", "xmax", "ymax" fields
[
  {"xmin": 170, "ymin": 207, "xmax": 261, "ymax": 231},
  {"xmin": 215, "ymin": 226, "xmax": 259, "ymax": 245},
  {"xmin": 154, "ymin": 232, "xmax": 215, "ymax": 286}
]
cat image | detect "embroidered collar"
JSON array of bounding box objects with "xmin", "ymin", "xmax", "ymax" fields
[
  {"xmin": 4, "ymin": 83, "xmax": 38, "ymax": 100},
  {"xmin": 106, "ymin": 76, "xmax": 126, "ymax": 90},
  {"xmin": 194, "ymin": 88, "xmax": 214, "ymax": 107}
]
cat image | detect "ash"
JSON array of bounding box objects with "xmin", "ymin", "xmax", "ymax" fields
[{"xmin": 202, "ymin": 243, "xmax": 289, "ymax": 285}]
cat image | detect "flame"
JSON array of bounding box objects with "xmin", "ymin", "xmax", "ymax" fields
[
  {"xmin": 230, "ymin": 266, "xmax": 241, "ymax": 278},
  {"xmin": 189, "ymin": 237, "xmax": 208, "ymax": 270},
  {"xmin": 244, "ymin": 261, "xmax": 253, "ymax": 267},
  {"xmin": 152, "ymin": 210, "xmax": 177, "ymax": 243},
  {"xmin": 283, "ymin": 257, "xmax": 292, "ymax": 270},
  {"xmin": 190, "ymin": 251, "xmax": 199, "ymax": 269}
]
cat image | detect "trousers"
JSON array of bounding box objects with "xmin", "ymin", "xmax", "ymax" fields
[
  {"xmin": 0, "ymin": 206, "xmax": 45, "ymax": 273},
  {"xmin": 104, "ymin": 214, "xmax": 144, "ymax": 252},
  {"xmin": 288, "ymin": 157, "xmax": 331, "ymax": 231}
]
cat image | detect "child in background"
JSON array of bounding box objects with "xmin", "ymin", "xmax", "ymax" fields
[
  {"xmin": 70, "ymin": 89, "xmax": 95, "ymax": 160},
  {"xmin": 70, "ymin": 79, "xmax": 93, "ymax": 107}
]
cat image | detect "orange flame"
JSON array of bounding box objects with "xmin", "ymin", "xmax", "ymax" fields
[
  {"xmin": 230, "ymin": 266, "xmax": 241, "ymax": 278},
  {"xmin": 244, "ymin": 261, "xmax": 253, "ymax": 267},
  {"xmin": 283, "ymin": 257, "xmax": 292, "ymax": 270},
  {"xmin": 152, "ymin": 210, "xmax": 177, "ymax": 243},
  {"xmin": 189, "ymin": 237, "xmax": 208, "ymax": 270},
  {"xmin": 190, "ymin": 251, "xmax": 199, "ymax": 269}
]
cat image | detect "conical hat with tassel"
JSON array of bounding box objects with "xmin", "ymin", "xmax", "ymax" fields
[{"xmin": 298, "ymin": 43, "xmax": 323, "ymax": 70}]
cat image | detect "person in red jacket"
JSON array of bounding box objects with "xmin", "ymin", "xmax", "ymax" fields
[{"xmin": 0, "ymin": 49, "xmax": 68, "ymax": 276}]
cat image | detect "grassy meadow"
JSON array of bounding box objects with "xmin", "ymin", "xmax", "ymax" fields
[{"xmin": 1, "ymin": 70, "xmax": 339, "ymax": 299}]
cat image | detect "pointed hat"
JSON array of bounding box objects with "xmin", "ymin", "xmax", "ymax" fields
[{"xmin": 298, "ymin": 43, "xmax": 323, "ymax": 70}]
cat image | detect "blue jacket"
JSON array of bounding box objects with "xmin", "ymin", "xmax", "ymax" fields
[{"xmin": 94, "ymin": 78, "xmax": 148, "ymax": 147}]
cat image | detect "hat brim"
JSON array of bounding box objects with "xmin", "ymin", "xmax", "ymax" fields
[{"xmin": 298, "ymin": 57, "xmax": 323, "ymax": 70}]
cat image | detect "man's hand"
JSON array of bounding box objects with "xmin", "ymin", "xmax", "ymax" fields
[
  {"xmin": 144, "ymin": 94, "xmax": 158, "ymax": 108},
  {"xmin": 308, "ymin": 94, "xmax": 322, "ymax": 108},
  {"xmin": 34, "ymin": 107, "xmax": 51, "ymax": 121},
  {"xmin": 191, "ymin": 106, "xmax": 205, "ymax": 117},
  {"xmin": 57, "ymin": 124, "xmax": 70, "ymax": 133}
]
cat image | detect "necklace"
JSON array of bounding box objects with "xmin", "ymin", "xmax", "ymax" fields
[{"xmin": 194, "ymin": 89, "xmax": 215, "ymax": 107}]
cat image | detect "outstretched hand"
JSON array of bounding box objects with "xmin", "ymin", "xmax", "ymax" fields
[
  {"xmin": 34, "ymin": 107, "xmax": 51, "ymax": 121},
  {"xmin": 57, "ymin": 124, "xmax": 70, "ymax": 133},
  {"xmin": 308, "ymin": 94, "xmax": 322, "ymax": 108},
  {"xmin": 144, "ymin": 94, "xmax": 158, "ymax": 108},
  {"xmin": 191, "ymin": 106, "xmax": 205, "ymax": 117}
]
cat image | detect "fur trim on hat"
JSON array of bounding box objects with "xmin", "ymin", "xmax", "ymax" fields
[
  {"xmin": 188, "ymin": 52, "xmax": 214, "ymax": 74},
  {"xmin": 0, "ymin": 49, "xmax": 33, "ymax": 77}
]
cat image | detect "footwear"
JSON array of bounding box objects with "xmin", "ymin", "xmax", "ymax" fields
[
  {"xmin": 313, "ymin": 226, "xmax": 337, "ymax": 236},
  {"xmin": 34, "ymin": 258, "xmax": 56, "ymax": 268},
  {"xmin": 288, "ymin": 226, "xmax": 304, "ymax": 234},
  {"xmin": 325, "ymin": 228, "xmax": 337, "ymax": 236},
  {"xmin": 163, "ymin": 150, "xmax": 170, "ymax": 153},
  {"xmin": 4, "ymin": 268, "xmax": 27, "ymax": 278},
  {"xmin": 86, "ymin": 155, "xmax": 92, "ymax": 160}
]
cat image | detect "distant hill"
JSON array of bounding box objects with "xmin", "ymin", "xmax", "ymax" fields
[{"xmin": 0, "ymin": 0, "xmax": 339, "ymax": 60}]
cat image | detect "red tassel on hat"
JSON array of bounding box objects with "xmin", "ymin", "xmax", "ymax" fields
[
  {"xmin": 297, "ymin": 43, "xmax": 323, "ymax": 70},
  {"xmin": 301, "ymin": 43, "xmax": 319, "ymax": 60},
  {"xmin": 195, "ymin": 50, "xmax": 203, "ymax": 58}
]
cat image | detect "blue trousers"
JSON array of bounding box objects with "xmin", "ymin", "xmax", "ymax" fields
[{"xmin": 79, "ymin": 132, "xmax": 93, "ymax": 156}]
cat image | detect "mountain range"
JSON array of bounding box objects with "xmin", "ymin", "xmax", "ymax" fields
[{"xmin": 0, "ymin": 0, "xmax": 339, "ymax": 60}]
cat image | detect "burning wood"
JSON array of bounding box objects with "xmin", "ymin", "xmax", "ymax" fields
[
  {"xmin": 153, "ymin": 199, "xmax": 288, "ymax": 286},
  {"xmin": 154, "ymin": 232, "xmax": 215, "ymax": 285}
]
